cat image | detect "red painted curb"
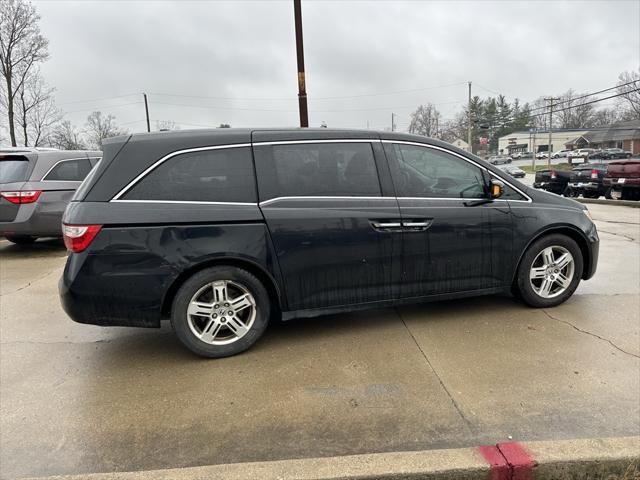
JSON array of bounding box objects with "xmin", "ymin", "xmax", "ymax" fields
[
  {"xmin": 478, "ymin": 442, "xmax": 536, "ymax": 480},
  {"xmin": 478, "ymin": 445, "xmax": 510, "ymax": 480},
  {"xmin": 498, "ymin": 443, "xmax": 536, "ymax": 480}
]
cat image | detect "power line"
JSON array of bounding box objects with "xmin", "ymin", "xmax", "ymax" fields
[
  {"xmin": 149, "ymin": 81, "xmax": 469, "ymax": 102},
  {"xmin": 61, "ymin": 101, "xmax": 143, "ymax": 114},
  {"xmin": 57, "ymin": 93, "xmax": 140, "ymax": 106}
]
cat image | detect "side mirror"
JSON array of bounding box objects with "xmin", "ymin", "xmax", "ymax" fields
[{"xmin": 490, "ymin": 179, "xmax": 505, "ymax": 199}]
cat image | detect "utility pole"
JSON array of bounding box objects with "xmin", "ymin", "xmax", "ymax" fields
[
  {"xmin": 293, "ymin": 0, "xmax": 309, "ymax": 127},
  {"xmin": 544, "ymin": 97, "xmax": 558, "ymax": 167},
  {"xmin": 467, "ymin": 81, "xmax": 472, "ymax": 153},
  {"xmin": 391, "ymin": 112, "xmax": 395, "ymax": 132},
  {"xmin": 143, "ymin": 93, "xmax": 150, "ymax": 132}
]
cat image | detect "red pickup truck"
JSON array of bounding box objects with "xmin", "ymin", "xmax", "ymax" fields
[{"xmin": 603, "ymin": 160, "xmax": 640, "ymax": 201}]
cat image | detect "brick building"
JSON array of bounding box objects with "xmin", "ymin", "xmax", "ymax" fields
[{"xmin": 565, "ymin": 119, "xmax": 640, "ymax": 155}]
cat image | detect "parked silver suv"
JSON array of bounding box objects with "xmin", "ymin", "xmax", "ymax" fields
[{"xmin": 0, "ymin": 148, "xmax": 101, "ymax": 244}]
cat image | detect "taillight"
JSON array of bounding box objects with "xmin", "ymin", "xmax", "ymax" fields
[
  {"xmin": 591, "ymin": 169, "xmax": 598, "ymax": 179},
  {"xmin": 62, "ymin": 224, "xmax": 102, "ymax": 253},
  {"xmin": 551, "ymin": 169, "xmax": 557, "ymax": 179},
  {"xmin": 0, "ymin": 190, "xmax": 41, "ymax": 204}
]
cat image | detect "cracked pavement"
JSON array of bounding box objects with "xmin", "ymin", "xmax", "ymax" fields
[{"xmin": 1, "ymin": 204, "xmax": 639, "ymax": 479}]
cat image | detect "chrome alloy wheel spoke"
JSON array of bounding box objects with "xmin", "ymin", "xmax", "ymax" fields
[
  {"xmin": 529, "ymin": 246, "xmax": 575, "ymax": 299},
  {"xmin": 187, "ymin": 280, "xmax": 257, "ymax": 345}
]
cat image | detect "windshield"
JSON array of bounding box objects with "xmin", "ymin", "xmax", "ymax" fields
[{"xmin": 0, "ymin": 159, "xmax": 30, "ymax": 183}]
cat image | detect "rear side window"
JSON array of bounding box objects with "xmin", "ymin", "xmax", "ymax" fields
[
  {"xmin": 123, "ymin": 146, "xmax": 256, "ymax": 203},
  {"xmin": 0, "ymin": 158, "xmax": 30, "ymax": 183},
  {"xmin": 44, "ymin": 158, "xmax": 92, "ymax": 181},
  {"xmin": 254, "ymin": 142, "xmax": 381, "ymax": 199}
]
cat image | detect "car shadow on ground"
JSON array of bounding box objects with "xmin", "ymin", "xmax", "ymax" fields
[
  {"xmin": 0, "ymin": 237, "xmax": 66, "ymax": 258},
  {"xmin": 81, "ymin": 294, "xmax": 529, "ymax": 368}
]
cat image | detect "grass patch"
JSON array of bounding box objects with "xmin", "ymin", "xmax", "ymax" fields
[{"xmin": 521, "ymin": 163, "xmax": 574, "ymax": 174}]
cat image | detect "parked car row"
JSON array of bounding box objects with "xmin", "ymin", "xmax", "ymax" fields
[{"xmin": 533, "ymin": 159, "xmax": 640, "ymax": 200}]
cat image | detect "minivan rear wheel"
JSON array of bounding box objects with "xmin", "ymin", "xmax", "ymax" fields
[
  {"xmin": 515, "ymin": 234, "xmax": 583, "ymax": 308},
  {"xmin": 5, "ymin": 235, "xmax": 37, "ymax": 245},
  {"xmin": 171, "ymin": 266, "xmax": 270, "ymax": 358}
]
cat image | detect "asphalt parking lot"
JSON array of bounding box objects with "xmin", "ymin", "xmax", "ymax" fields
[{"xmin": 1, "ymin": 203, "xmax": 639, "ymax": 479}]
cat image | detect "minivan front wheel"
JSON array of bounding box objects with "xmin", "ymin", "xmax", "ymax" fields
[
  {"xmin": 171, "ymin": 266, "xmax": 270, "ymax": 358},
  {"xmin": 515, "ymin": 234, "xmax": 583, "ymax": 308}
]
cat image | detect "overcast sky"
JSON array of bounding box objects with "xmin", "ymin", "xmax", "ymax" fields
[{"xmin": 33, "ymin": 0, "xmax": 639, "ymax": 133}]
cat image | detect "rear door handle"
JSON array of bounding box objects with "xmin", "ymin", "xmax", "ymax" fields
[{"xmin": 402, "ymin": 219, "xmax": 433, "ymax": 231}]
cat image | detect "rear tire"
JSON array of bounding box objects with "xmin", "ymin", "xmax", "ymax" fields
[
  {"xmin": 171, "ymin": 266, "xmax": 271, "ymax": 358},
  {"xmin": 515, "ymin": 234, "xmax": 583, "ymax": 308},
  {"xmin": 5, "ymin": 235, "xmax": 37, "ymax": 245},
  {"xmin": 604, "ymin": 187, "xmax": 613, "ymax": 200},
  {"xmin": 583, "ymin": 191, "xmax": 599, "ymax": 199}
]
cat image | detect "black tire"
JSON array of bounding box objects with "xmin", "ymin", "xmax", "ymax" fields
[
  {"xmin": 604, "ymin": 187, "xmax": 613, "ymax": 200},
  {"xmin": 171, "ymin": 266, "xmax": 271, "ymax": 358},
  {"xmin": 5, "ymin": 235, "xmax": 37, "ymax": 245},
  {"xmin": 515, "ymin": 234, "xmax": 583, "ymax": 308},
  {"xmin": 582, "ymin": 191, "xmax": 599, "ymax": 199}
]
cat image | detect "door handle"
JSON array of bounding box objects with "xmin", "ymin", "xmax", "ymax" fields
[
  {"xmin": 370, "ymin": 221, "xmax": 402, "ymax": 231},
  {"xmin": 402, "ymin": 219, "xmax": 433, "ymax": 231}
]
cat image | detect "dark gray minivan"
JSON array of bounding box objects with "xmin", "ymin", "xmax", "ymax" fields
[
  {"xmin": 0, "ymin": 148, "xmax": 101, "ymax": 243},
  {"xmin": 60, "ymin": 129, "xmax": 599, "ymax": 358}
]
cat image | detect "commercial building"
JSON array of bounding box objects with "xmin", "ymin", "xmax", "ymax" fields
[
  {"xmin": 565, "ymin": 119, "xmax": 640, "ymax": 155},
  {"xmin": 498, "ymin": 129, "xmax": 588, "ymax": 155}
]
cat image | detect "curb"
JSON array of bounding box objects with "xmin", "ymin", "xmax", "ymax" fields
[
  {"xmin": 577, "ymin": 198, "xmax": 640, "ymax": 208},
  {"xmin": 24, "ymin": 436, "xmax": 639, "ymax": 480}
]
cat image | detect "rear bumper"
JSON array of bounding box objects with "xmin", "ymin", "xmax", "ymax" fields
[
  {"xmin": 568, "ymin": 181, "xmax": 603, "ymax": 192},
  {"xmin": 0, "ymin": 202, "xmax": 64, "ymax": 237},
  {"xmin": 59, "ymin": 251, "xmax": 164, "ymax": 328},
  {"xmin": 603, "ymin": 178, "xmax": 640, "ymax": 188}
]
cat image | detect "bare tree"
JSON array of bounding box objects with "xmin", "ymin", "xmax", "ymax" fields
[
  {"xmin": 0, "ymin": 0, "xmax": 49, "ymax": 146},
  {"xmin": 554, "ymin": 90, "xmax": 597, "ymax": 129},
  {"xmin": 408, "ymin": 103, "xmax": 441, "ymax": 137},
  {"xmin": 616, "ymin": 70, "xmax": 640, "ymax": 119},
  {"xmin": 49, "ymin": 120, "xmax": 85, "ymax": 150},
  {"xmin": 85, "ymin": 111, "xmax": 126, "ymax": 149},
  {"xmin": 15, "ymin": 68, "xmax": 59, "ymax": 146},
  {"xmin": 156, "ymin": 119, "xmax": 179, "ymax": 131}
]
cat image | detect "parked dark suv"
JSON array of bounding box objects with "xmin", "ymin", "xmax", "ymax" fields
[{"xmin": 60, "ymin": 129, "xmax": 599, "ymax": 357}]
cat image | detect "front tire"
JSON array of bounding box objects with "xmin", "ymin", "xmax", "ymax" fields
[
  {"xmin": 171, "ymin": 266, "xmax": 271, "ymax": 358},
  {"xmin": 5, "ymin": 235, "xmax": 37, "ymax": 244},
  {"xmin": 515, "ymin": 234, "xmax": 583, "ymax": 308}
]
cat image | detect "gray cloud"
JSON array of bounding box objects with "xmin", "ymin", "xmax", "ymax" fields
[{"xmin": 34, "ymin": 0, "xmax": 639, "ymax": 132}]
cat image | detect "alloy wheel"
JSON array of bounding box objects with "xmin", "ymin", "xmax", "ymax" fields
[
  {"xmin": 529, "ymin": 246, "xmax": 575, "ymax": 299},
  {"xmin": 187, "ymin": 280, "xmax": 256, "ymax": 345}
]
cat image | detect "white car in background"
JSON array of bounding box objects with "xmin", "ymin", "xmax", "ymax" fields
[
  {"xmin": 535, "ymin": 152, "xmax": 549, "ymax": 160},
  {"xmin": 552, "ymin": 149, "xmax": 571, "ymax": 159},
  {"xmin": 568, "ymin": 148, "xmax": 595, "ymax": 163}
]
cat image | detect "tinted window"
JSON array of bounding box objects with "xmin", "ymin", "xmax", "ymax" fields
[
  {"xmin": 44, "ymin": 158, "xmax": 92, "ymax": 181},
  {"xmin": 389, "ymin": 144, "xmax": 485, "ymax": 198},
  {"xmin": 254, "ymin": 142, "xmax": 381, "ymax": 199},
  {"xmin": 123, "ymin": 147, "xmax": 256, "ymax": 203},
  {"xmin": 0, "ymin": 159, "xmax": 30, "ymax": 183}
]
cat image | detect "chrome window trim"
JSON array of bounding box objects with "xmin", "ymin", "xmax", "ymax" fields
[
  {"xmin": 259, "ymin": 196, "xmax": 393, "ymax": 207},
  {"xmin": 40, "ymin": 157, "xmax": 92, "ymax": 182},
  {"xmin": 253, "ymin": 139, "xmax": 377, "ymax": 146},
  {"xmin": 111, "ymin": 143, "xmax": 252, "ymax": 201},
  {"xmin": 111, "ymin": 199, "xmax": 258, "ymax": 206},
  {"xmin": 109, "ymin": 138, "xmax": 531, "ymax": 204},
  {"xmin": 381, "ymin": 139, "xmax": 532, "ymax": 203}
]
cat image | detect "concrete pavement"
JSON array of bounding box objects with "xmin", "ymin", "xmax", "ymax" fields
[{"xmin": 1, "ymin": 204, "xmax": 639, "ymax": 479}]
